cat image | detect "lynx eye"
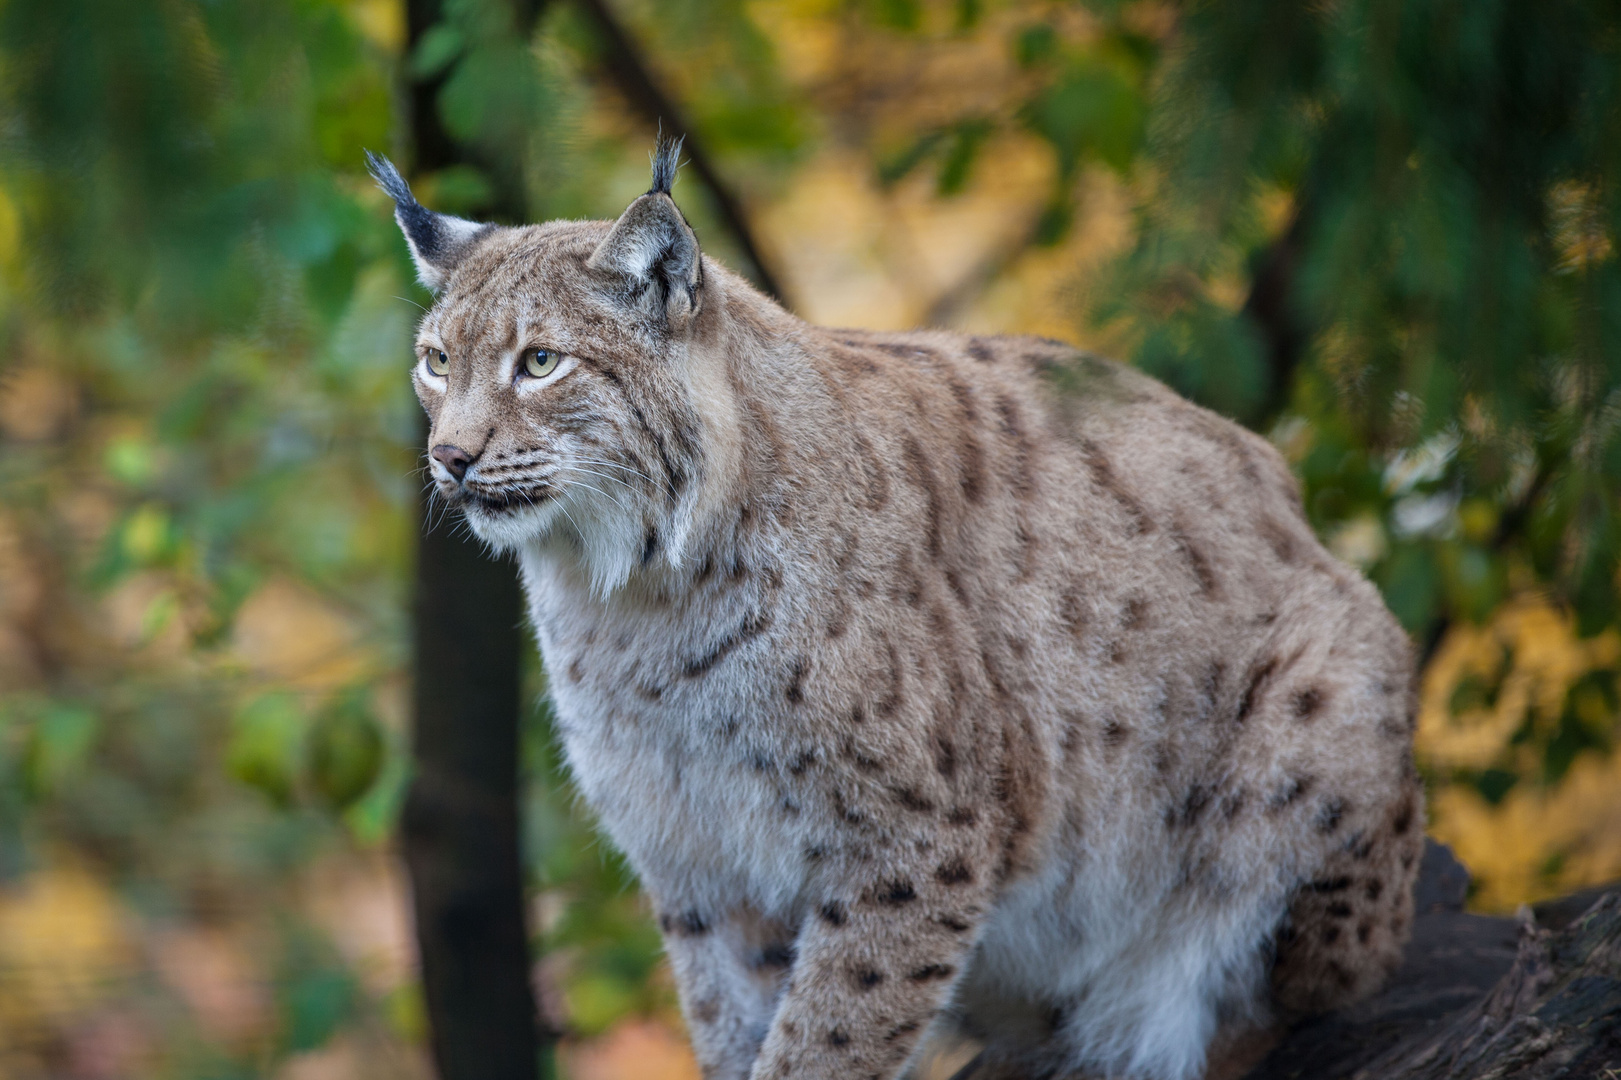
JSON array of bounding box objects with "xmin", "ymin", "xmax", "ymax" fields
[
  {"xmin": 427, "ymin": 350, "xmax": 449, "ymax": 377},
  {"xmin": 523, "ymin": 348, "xmax": 560, "ymax": 379}
]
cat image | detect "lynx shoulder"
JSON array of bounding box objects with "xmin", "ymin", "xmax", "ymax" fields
[{"xmin": 374, "ymin": 140, "xmax": 1423, "ymax": 1080}]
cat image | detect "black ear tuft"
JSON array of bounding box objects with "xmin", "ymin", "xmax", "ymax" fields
[
  {"xmin": 365, "ymin": 150, "xmax": 415, "ymax": 211},
  {"xmin": 649, "ymin": 132, "xmax": 684, "ymax": 196},
  {"xmin": 364, "ymin": 149, "xmax": 493, "ymax": 292}
]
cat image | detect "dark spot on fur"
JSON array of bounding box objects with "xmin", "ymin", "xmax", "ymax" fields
[
  {"xmin": 902, "ymin": 435, "xmax": 945, "ymax": 560},
  {"xmin": 875, "ymin": 639, "xmax": 904, "ymax": 717},
  {"xmin": 908, "ymin": 964, "xmax": 956, "ymax": 982},
  {"xmin": 1102, "ymin": 720, "xmax": 1127, "ymax": 750},
  {"xmin": 1327, "ymin": 901, "xmax": 1353, "ymax": 918},
  {"xmin": 846, "ymin": 740, "xmax": 884, "ymax": 774},
  {"xmin": 1059, "ymin": 588, "xmax": 1088, "ymax": 636},
  {"xmin": 885, "ymin": 1020, "xmax": 919, "ymax": 1043},
  {"xmin": 1392, "ymin": 797, "xmax": 1416, "ymax": 836},
  {"xmin": 682, "ymin": 610, "xmax": 772, "ymax": 677},
  {"xmin": 1316, "ymin": 797, "xmax": 1347, "ymax": 834},
  {"xmin": 758, "ymin": 943, "xmax": 796, "ymax": 969},
  {"xmin": 877, "ymin": 881, "xmax": 917, "ymax": 905},
  {"xmin": 1364, "ymin": 879, "xmax": 1384, "ymax": 902},
  {"xmin": 805, "ymin": 845, "xmax": 826, "ymax": 862},
  {"xmin": 693, "ymin": 998, "xmax": 720, "ymax": 1025},
  {"xmin": 832, "ymin": 788, "xmax": 867, "ymax": 826},
  {"xmin": 788, "ymin": 749, "xmax": 816, "ymax": 776},
  {"xmin": 1293, "ymin": 687, "xmax": 1325, "ymax": 719},
  {"xmin": 1171, "ymin": 525, "xmax": 1218, "ymax": 596},
  {"xmin": 935, "ymin": 858, "xmax": 974, "ymax": 886},
  {"xmin": 892, "ymin": 786, "xmax": 934, "ymax": 813},
  {"xmin": 996, "ymin": 394, "xmax": 1036, "ymax": 499},
  {"xmin": 1121, "ymin": 597, "xmax": 1148, "ymax": 630},
  {"xmin": 1236, "ymin": 657, "xmax": 1278, "ymax": 722},
  {"xmin": 937, "ymin": 914, "xmax": 971, "ymax": 933},
  {"xmin": 785, "ymin": 655, "xmax": 807, "ymax": 704},
  {"xmin": 1310, "ymin": 876, "xmax": 1353, "ymax": 894},
  {"xmin": 1080, "ymin": 438, "xmax": 1151, "ymax": 533},
  {"xmin": 1322, "ymin": 925, "xmax": 1341, "ymax": 945},
  {"xmin": 636, "ymin": 681, "xmax": 665, "ymax": 702},
  {"xmin": 641, "ymin": 527, "xmax": 658, "ymax": 566},
  {"xmin": 828, "ymin": 1028, "xmax": 851, "ymax": 1048},
  {"xmin": 946, "ymin": 806, "xmax": 977, "ymax": 827},
  {"xmin": 1357, "ymin": 922, "xmax": 1372, "ymax": 944},
  {"xmin": 819, "ymin": 901, "xmax": 847, "ymax": 927},
  {"xmin": 1168, "ymin": 785, "xmax": 1212, "ymax": 829},
  {"xmin": 1220, "ymin": 787, "xmax": 1248, "ymax": 820},
  {"xmin": 853, "ymin": 967, "xmax": 885, "ymax": 990},
  {"xmin": 1268, "ymin": 775, "xmax": 1314, "ymax": 811},
  {"xmin": 567, "ymin": 657, "xmax": 584, "ymax": 684},
  {"xmin": 967, "ymin": 339, "xmax": 995, "ymax": 363},
  {"xmin": 933, "ymin": 735, "xmax": 957, "ymax": 778},
  {"xmin": 660, "ymin": 910, "xmax": 709, "ymax": 937}
]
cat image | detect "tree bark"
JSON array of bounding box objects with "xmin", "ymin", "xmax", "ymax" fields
[
  {"xmin": 1350, "ymin": 894, "xmax": 1621, "ymax": 1078},
  {"xmin": 1246, "ymin": 841, "xmax": 1621, "ymax": 1080},
  {"xmin": 399, "ymin": 2, "xmax": 543, "ymax": 1079}
]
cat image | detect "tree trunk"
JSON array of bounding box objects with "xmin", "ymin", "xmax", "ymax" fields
[{"xmin": 399, "ymin": 2, "xmax": 541, "ymax": 1078}]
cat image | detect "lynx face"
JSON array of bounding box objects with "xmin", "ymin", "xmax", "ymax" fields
[{"xmin": 373, "ymin": 147, "xmax": 714, "ymax": 590}]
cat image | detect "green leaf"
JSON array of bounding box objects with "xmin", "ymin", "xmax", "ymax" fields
[
  {"xmin": 410, "ymin": 23, "xmax": 465, "ymax": 79},
  {"xmin": 227, "ymin": 693, "xmax": 308, "ymax": 809},
  {"xmin": 1015, "ymin": 23, "xmax": 1058, "ymax": 68},
  {"xmin": 24, "ymin": 704, "xmax": 99, "ymax": 797},
  {"xmin": 1377, "ymin": 544, "xmax": 1440, "ymax": 636},
  {"xmin": 306, "ymin": 690, "xmax": 384, "ymax": 811},
  {"xmin": 1023, "ymin": 62, "xmax": 1144, "ymax": 175}
]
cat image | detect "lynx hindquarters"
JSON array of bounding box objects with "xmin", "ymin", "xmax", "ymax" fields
[{"xmin": 374, "ymin": 138, "xmax": 1422, "ymax": 1080}]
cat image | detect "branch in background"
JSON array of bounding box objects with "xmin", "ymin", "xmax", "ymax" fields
[
  {"xmin": 570, "ymin": 0, "xmax": 788, "ymax": 306},
  {"xmin": 923, "ymin": 213, "xmax": 1048, "ymax": 329},
  {"xmin": 1242, "ymin": 204, "xmax": 1311, "ymax": 429}
]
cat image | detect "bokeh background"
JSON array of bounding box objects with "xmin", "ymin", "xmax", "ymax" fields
[{"xmin": 2, "ymin": 1, "xmax": 1620, "ymax": 1077}]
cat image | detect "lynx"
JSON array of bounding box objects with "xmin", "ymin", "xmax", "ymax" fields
[{"xmin": 370, "ymin": 140, "xmax": 1423, "ymax": 1080}]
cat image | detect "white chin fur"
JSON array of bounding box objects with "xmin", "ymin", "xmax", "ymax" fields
[
  {"xmin": 461, "ymin": 484, "xmax": 647, "ymax": 597},
  {"xmin": 461, "ymin": 497, "xmax": 563, "ymax": 553}
]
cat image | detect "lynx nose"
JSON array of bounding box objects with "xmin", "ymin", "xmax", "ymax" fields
[{"xmin": 431, "ymin": 443, "xmax": 473, "ymax": 481}]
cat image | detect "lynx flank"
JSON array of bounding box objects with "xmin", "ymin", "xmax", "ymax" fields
[{"xmin": 371, "ymin": 141, "xmax": 1422, "ymax": 1080}]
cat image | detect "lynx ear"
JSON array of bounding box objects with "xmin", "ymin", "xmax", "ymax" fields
[
  {"xmin": 365, "ymin": 150, "xmax": 493, "ymax": 292},
  {"xmin": 587, "ymin": 135, "xmax": 704, "ymax": 328}
]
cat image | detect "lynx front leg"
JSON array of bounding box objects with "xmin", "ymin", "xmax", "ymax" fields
[
  {"xmin": 656, "ymin": 901, "xmax": 797, "ymax": 1080},
  {"xmin": 748, "ymin": 853, "xmax": 996, "ymax": 1080}
]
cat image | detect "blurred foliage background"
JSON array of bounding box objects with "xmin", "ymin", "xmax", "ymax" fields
[{"xmin": 1, "ymin": 0, "xmax": 1619, "ymax": 1077}]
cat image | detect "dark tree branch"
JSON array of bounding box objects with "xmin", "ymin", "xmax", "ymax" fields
[
  {"xmin": 923, "ymin": 212, "xmax": 1047, "ymax": 329},
  {"xmin": 569, "ymin": 0, "xmax": 788, "ymax": 305},
  {"xmin": 400, "ymin": 3, "xmax": 548, "ymax": 1080},
  {"xmin": 1242, "ymin": 204, "xmax": 1311, "ymax": 429}
]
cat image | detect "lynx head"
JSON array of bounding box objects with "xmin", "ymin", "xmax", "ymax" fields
[{"xmin": 370, "ymin": 138, "xmax": 745, "ymax": 593}]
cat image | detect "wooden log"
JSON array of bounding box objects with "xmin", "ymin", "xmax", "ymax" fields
[{"xmin": 1248, "ymin": 841, "xmax": 1621, "ymax": 1080}]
